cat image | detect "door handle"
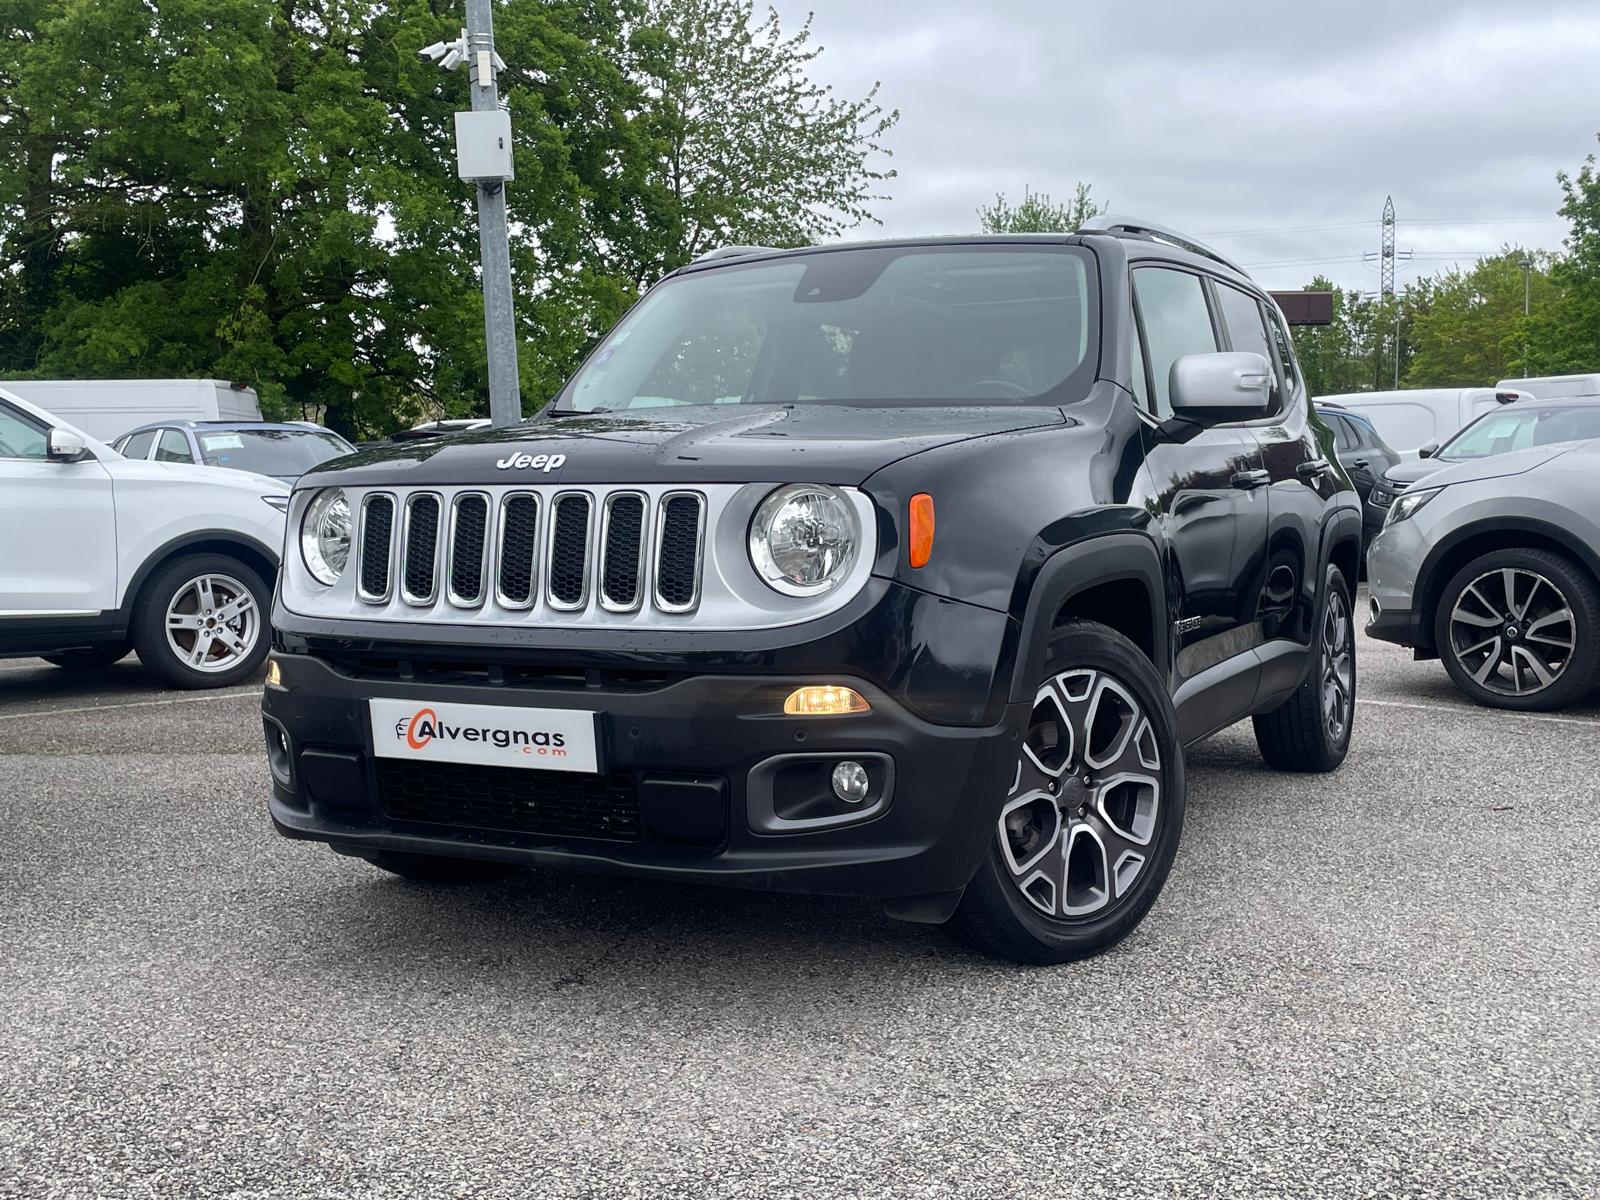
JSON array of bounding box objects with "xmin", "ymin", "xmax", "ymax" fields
[
  {"xmin": 1231, "ymin": 469, "xmax": 1271, "ymax": 490},
  {"xmin": 1351, "ymin": 458, "xmax": 1370, "ymax": 469},
  {"xmin": 1296, "ymin": 458, "xmax": 1331, "ymax": 481}
]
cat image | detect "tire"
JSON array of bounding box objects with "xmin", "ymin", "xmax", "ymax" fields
[
  {"xmin": 364, "ymin": 850, "xmax": 520, "ymax": 885},
  {"xmin": 1253, "ymin": 565, "xmax": 1355, "ymax": 773},
  {"xmin": 1433, "ymin": 547, "xmax": 1600, "ymax": 712},
  {"xmin": 944, "ymin": 619, "xmax": 1186, "ymax": 965},
  {"xmin": 129, "ymin": 553, "xmax": 271, "ymax": 689},
  {"xmin": 42, "ymin": 645, "xmax": 130, "ymax": 671}
]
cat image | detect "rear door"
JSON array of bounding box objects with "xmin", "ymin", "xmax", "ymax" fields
[
  {"xmin": 1131, "ymin": 266, "xmax": 1270, "ymax": 737},
  {"xmin": 0, "ymin": 399, "xmax": 117, "ymax": 615}
]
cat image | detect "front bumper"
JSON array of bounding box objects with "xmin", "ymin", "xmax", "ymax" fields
[
  {"xmin": 262, "ymin": 650, "xmax": 1025, "ymax": 905},
  {"xmin": 1364, "ymin": 512, "xmax": 1430, "ymax": 650}
]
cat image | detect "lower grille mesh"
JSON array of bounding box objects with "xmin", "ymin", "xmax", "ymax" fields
[{"xmin": 376, "ymin": 759, "xmax": 640, "ymax": 841}]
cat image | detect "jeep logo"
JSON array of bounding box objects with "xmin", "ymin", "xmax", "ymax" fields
[{"xmin": 495, "ymin": 452, "xmax": 567, "ymax": 472}]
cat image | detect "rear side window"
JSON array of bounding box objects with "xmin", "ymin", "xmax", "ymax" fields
[
  {"xmin": 121, "ymin": 430, "xmax": 157, "ymax": 459},
  {"xmin": 1325, "ymin": 413, "xmax": 1357, "ymax": 452},
  {"xmin": 1215, "ymin": 284, "xmax": 1281, "ymax": 417},
  {"xmin": 155, "ymin": 429, "xmax": 192, "ymax": 463},
  {"xmin": 1132, "ymin": 268, "xmax": 1219, "ymax": 418}
]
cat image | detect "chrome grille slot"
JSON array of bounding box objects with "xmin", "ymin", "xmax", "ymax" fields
[
  {"xmin": 358, "ymin": 494, "xmax": 395, "ymax": 602},
  {"xmin": 496, "ymin": 493, "xmax": 539, "ymax": 608},
  {"xmin": 600, "ymin": 492, "xmax": 647, "ymax": 611},
  {"xmin": 448, "ymin": 493, "xmax": 490, "ymax": 607},
  {"xmin": 401, "ymin": 494, "xmax": 442, "ymax": 604},
  {"xmin": 547, "ymin": 493, "xmax": 592, "ymax": 610},
  {"xmin": 654, "ymin": 492, "xmax": 705, "ymax": 613}
]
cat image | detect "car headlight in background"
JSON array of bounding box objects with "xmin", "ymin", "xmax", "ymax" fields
[
  {"xmin": 749, "ymin": 484, "xmax": 859, "ymax": 596},
  {"xmin": 300, "ymin": 488, "xmax": 352, "ymax": 585},
  {"xmin": 1384, "ymin": 486, "xmax": 1441, "ymax": 527}
]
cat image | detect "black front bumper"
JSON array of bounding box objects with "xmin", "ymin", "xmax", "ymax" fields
[{"xmin": 263, "ymin": 650, "xmax": 1025, "ymax": 906}]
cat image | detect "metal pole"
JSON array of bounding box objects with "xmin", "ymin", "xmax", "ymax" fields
[{"xmin": 465, "ymin": 0, "xmax": 521, "ymax": 427}]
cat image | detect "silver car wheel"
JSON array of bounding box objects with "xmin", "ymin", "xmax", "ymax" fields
[
  {"xmin": 998, "ymin": 669, "xmax": 1162, "ymax": 920},
  {"xmin": 1322, "ymin": 585, "xmax": 1355, "ymax": 743},
  {"xmin": 1448, "ymin": 567, "xmax": 1575, "ymax": 697},
  {"xmin": 163, "ymin": 572, "xmax": 261, "ymax": 674}
]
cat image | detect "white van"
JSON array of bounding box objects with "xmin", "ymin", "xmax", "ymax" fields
[
  {"xmin": 1495, "ymin": 374, "xmax": 1600, "ymax": 400},
  {"xmin": 1315, "ymin": 387, "xmax": 1528, "ymax": 455},
  {"xmin": 0, "ymin": 379, "xmax": 261, "ymax": 443}
]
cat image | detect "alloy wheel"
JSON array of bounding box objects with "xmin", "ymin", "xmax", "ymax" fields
[
  {"xmin": 998, "ymin": 669, "xmax": 1162, "ymax": 920},
  {"xmin": 1447, "ymin": 568, "xmax": 1575, "ymax": 697},
  {"xmin": 1322, "ymin": 585, "xmax": 1355, "ymax": 743},
  {"xmin": 163, "ymin": 572, "xmax": 261, "ymax": 674}
]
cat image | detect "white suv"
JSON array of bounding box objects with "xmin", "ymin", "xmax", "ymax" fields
[{"xmin": 0, "ymin": 387, "xmax": 289, "ymax": 688}]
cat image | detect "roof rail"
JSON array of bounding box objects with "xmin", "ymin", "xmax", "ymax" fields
[
  {"xmin": 693, "ymin": 244, "xmax": 782, "ymax": 264},
  {"xmin": 1078, "ymin": 216, "xmax": 1248, "ymax": 277}
]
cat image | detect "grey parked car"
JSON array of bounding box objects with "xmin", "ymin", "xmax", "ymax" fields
[{"xmin": 1367, "ymin": 438, "xmax": 1600, "ymax": 710}]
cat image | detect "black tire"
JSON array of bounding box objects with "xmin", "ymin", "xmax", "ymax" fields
[
  {"xmin": 364, "ymin": 850, "xmax": 520, "ymax": 885},
  {"xmin": 41, "ymin": 645, "xmax": 130, "ymax": 671},
  {"xmin": 129, "ymin": 553, "xmax": 272, "ymax": 689},
  {"xmin": 944, "ymin": 619, "xmax": 1186, "ymax": 966},
  {"xmin": 1433, "ymin": 547, "xmax": 1600, "ymax": 712},
  {"xmin": 1254, "ymin": 565, "xmax": 1355, "ymax": 773}
]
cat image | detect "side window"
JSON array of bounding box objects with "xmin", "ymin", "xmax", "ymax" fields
[
  {"xmin": 0, "ymin": 403, "xmax": 50, "ymax": 459},
  {"xmin": 121, "ymin": 430, "xmax": 157, "ymax": 459},
  {"xmin": 1264, "ymin": 305, "xmax": 1301, "ymax": 395},
  {"xmin": 1214, "ymin": 284, "xmax": 1281, "ymax": 417},
  {"xmin": 1326, "ymin": 414, "xmax": 1357, "ymax": 452},
  {"xmin": 155, "ymin": 429, "xmax": 193, "ymax": 463},
  {"xmin": 1131, "ymin": 268, "xmax": 1218, "ymax": 418}
]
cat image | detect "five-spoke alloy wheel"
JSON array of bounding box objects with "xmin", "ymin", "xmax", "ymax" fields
[
  {"xmin": 947, "ymin": 619, "xmax": 1185, "ymax": 965},
  {"xmin": 1436, "ymin": 548, "xmax": 1600, "ymax": 712}
]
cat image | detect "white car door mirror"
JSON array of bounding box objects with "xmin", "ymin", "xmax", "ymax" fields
[{"xmin": 47, "ymin": 427, "xmax": 90, "ymax": 463}]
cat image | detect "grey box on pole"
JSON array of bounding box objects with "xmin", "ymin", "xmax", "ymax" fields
[{"xmin": 454, "ymin": 110, "xmax": 514, "ymax": 182}]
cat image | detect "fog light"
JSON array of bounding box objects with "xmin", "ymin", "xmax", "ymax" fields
[
  {"xmin": 784, "ymin": 685, "xmax": 870, "ymax": 716},
  {"xmin": 265, "ymin": 657, "xmax": 283, "ymax": 688},
  {"xmin": 831, "ymin": 760, "xmax": 870, "ymax": 804}
]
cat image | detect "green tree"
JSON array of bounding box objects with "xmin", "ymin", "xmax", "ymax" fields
[
  {"xmin": 1289, "ymin": 277, "xmax": 1391, "ymax": 396},
  {"xmin": 1524, "ymin": 142, "xmax": 1600, "ymax": 376},
  {"xmin": 977, "ymin": 183, "xmax": 1102, "ymax": 233},
  {"xmin": 1402, "ymin": 249, "xmax": 1560, "ymax": 387}
]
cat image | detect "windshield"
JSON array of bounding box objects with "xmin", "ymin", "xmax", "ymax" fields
[
  {"xmin": 554, "ymin": 246, "xmax": 1097, "ymax": 412},
  {"xmin": 1440, "ymin": 404, "xmax": 1600, "ymax": 459},
  {"xmin": 197, "ymin": 429, "xmax": 354, "ymax": 476}
]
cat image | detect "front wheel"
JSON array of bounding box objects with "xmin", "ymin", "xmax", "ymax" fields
[
  {"xmin": 945, "ymin": 619, "xmax": 1186, "ymax": 965},
  {"xmin": 129, "ymin": 554, "xmax": 271, "ymax": 689}
]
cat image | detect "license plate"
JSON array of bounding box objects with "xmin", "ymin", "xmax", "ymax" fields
[{"xmin": 369, "ymin": 698, "xmax": 599, "ymax": 774}]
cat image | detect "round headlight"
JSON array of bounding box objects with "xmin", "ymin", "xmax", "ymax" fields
[
  {"xmin": 300, "ymin": 488, "xmax": 352, "ymax": 586},
  {"xmin": 749, "ymin": 484, "xmax": 859, "ymax": 597}
]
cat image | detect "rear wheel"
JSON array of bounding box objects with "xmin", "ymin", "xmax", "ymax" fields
[
  {"xmin": 945, "ymin": 620, "xmax": 1186, "ymax": 965},
  {"xmin": 41, "ymin": 645, "xmax": 129, "ymax": 671},
  {"xmin": 1434, "ymin": 548, "xmax": 1600, "ymax": 711},
  {"xmin": 1253, "ymin": 565, "xmax": 1355, "ymax": 773},
  {"xmin": 363, "ymin": 850, "xmax": 520, "ymax": 885}
]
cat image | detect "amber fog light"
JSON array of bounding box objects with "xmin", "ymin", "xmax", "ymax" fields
[
  {"xmin": 783, "ymin": 685, "xmax": 870, "ymax": 716},
  {"xmin": 264, "ymin": 657, "xmax": 283, "ymax": 689}
]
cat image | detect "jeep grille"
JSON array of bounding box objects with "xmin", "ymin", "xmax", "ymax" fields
[{"xmin": 358, "ymin": 487, "xmax": 706, "ymax": 618}]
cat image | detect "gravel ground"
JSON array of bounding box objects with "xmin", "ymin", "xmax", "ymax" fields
[{"xmin": 1, "ymin": 612, "xmax": 1596, "ymax": 1199}]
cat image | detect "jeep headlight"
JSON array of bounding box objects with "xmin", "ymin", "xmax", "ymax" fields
[
  {"xmin": 749, "ymin": 484, "xmax": 859, "ymax": 597},
  {"xmin": 1384, "ymin": 485, "xmax": 1441, "ymax": 527},
  {"xmin": 300, "ymin": 487, "xmax": 352, "ymax": 585}
]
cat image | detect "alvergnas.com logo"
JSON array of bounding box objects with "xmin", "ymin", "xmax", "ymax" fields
[{"xmin": 394, "ymin": 708, "xmax": 568, "ymax": 758}]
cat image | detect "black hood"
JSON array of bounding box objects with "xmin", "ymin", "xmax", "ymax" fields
[{"xmin": 302, "ymin": 404, "xmax": 1070, "ymax": 488}]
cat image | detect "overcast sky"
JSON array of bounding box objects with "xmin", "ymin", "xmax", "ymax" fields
[{"xmin": 770, "ymin": 0, "xmax": 1600, "ymax": 292}]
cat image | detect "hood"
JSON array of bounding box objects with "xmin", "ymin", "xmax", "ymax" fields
[
  {"xmin": 103, "ymin": 455, "xmax": 290, "ymax": 495},
  {"xmin": 300, "ymin": 404, "xmax": 1070, "ymax": 489},
  {"xmin": 1380, "ymin": 456, "xmax": 1455, "ymax": 487},
  {"xmin": 1392, "ymin": 443, "xmax": 1575, "ymax": 491}
]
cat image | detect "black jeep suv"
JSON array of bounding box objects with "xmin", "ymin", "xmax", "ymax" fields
[{"xmin": 263, "ymin": 219, "xmax": 1361, "ymax": 964}]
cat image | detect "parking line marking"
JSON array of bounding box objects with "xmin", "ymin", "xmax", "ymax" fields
[
  {"xmin": 1359, "ymin": 696, "xmax": 1600, "ymax": 730},
  {"xmin": 0, "ymin": 689, "xmax": 259, "ymax": 722}
]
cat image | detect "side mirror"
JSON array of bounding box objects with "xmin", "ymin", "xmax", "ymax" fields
[
  {"xmin": 47, "ymin": 427, "xmax": 90, "ymax": 463},
  {"xmin": 1418, "ymin": 440, "xmax": 1440, "ymax": 459},
  {"xmin": 1169, "ymin": 352, "xmax": 1273, "ymax": 423}
]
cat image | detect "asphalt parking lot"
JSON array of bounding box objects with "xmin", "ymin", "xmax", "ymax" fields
[{"xmin": 2, "ymin": 607, "xmax": 1597, "ymax": 1199}]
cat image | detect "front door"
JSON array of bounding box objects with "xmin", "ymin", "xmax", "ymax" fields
[
  {"xmin": 0, "ymin": 400, "xmax": 118, "ymax": 616},
  {"xmin": 1128, "ymin": 266, "xmax": 1271, "ymax": 741}
]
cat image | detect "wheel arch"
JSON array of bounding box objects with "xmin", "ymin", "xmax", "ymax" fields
[
  {"xmin": 1415, "ymin": 517, "xmax": 1600, "ymax": 652},
  {"xmin": 1010, "ymin": 532, "xmax": 1169, "ymax": 704},
  {"xmin": 119, "ymin": 530, "xmax": 281, "ymax": 618}
]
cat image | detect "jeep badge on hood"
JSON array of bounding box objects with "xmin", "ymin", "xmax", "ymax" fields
[{"xmin": 496, "ymin": 452, "xmax": 567, "ymax": 472}]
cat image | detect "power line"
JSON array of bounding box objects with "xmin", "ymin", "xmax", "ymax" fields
[{"xmin": 1202, "ymin": 215, "xmax": 1564, "ymax": 238}]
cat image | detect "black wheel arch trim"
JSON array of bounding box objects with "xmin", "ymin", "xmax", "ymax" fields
[
  {"xmin": 1009, "ymin": 531, "xmax": 1169, "ymax": 703},
  {"xmin": 118, "ymin": 529, "xmax": 282, "ymax": 618}
]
